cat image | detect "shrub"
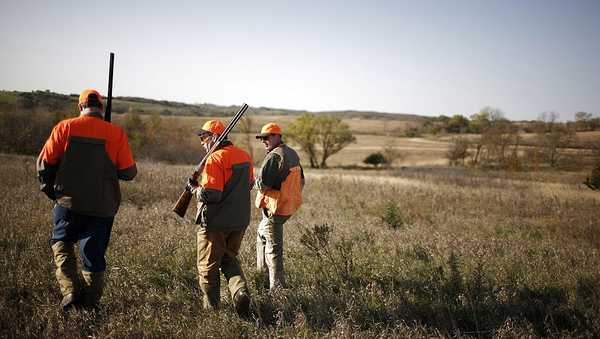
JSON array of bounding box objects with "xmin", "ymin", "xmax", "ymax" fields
[
  {"xmin": 0, "ymin": 110, "xmax": 57, "ymax": 155},
  {"xmin": 381, "ymin": 201, "xmax": 408, "ymax": 229},
  {"xmin": 382, "ymin": 143, "xmax": 405, "ymax": 168},
  {"xmin": 117, "ymin": 113, "xmax": 204, "ymax": 164},
  {"xmin": 584, "ymin": 163, "xmax": 600, "ymax": 190},
  {"xmin": 299, "ymin": 223, "xmax": 356, "ymax": 283},
  {"xmin": 363, "ymin": 152, "xmax": 386, "ymax": 167},
  {"xmin": 447, "ymin": 137, "xmax": 469, "ymax": 166}
]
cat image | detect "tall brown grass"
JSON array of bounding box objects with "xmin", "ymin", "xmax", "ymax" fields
[{"xmin": 1, "ymin": 154, "xmax": 599, "ymax": 337}]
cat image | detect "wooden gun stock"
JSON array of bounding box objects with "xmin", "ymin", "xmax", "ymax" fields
[{"xmin": 173, "ymin": 189, "xmax": 193, "ymax": 218}]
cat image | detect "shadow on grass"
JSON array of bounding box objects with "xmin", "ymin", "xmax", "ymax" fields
[
  {"xmin": 252, "ymin": 274, "xmax": 598, "ymax": 337},
  {"xmin": 254, "ymin": 224, "xmax": 600, "ymax": 337}
]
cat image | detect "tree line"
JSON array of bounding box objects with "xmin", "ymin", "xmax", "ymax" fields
[
  {"xmin": 1, "ymin": 91, "xmax": 598, "ymax": 183},
  {"xmin": 0, "ymin": 105, "xmax": 356, "ymax": 168},
  {"xmin": 410, "ymin": 108, "xmax": 600, "ymax": 136},
  {"xmin": 445, "ymin": 107, "xmax": 599, "ymax": 171}
]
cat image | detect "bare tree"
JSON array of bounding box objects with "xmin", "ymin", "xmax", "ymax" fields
[
  {"xmin": 382, "ymin": 140, "xmax": 405, "ymax": 168},
  {"xmin": 535, "ymin": 112, "xmax": 577, "ymax": 167},
  {"xmin": 447, "ymin": 137, "xmax": 470, "ymax": 166},
  {"xmin": 575, "ymin": 111, "xmax": 594, "ymax": 132}
]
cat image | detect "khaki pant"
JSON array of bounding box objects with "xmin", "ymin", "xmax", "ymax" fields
[
  {"xmin": 51, "ymin": 241, "xmax": 105, "ymax": 308},
  {"xmin": 197, "ymin": 227, "xmax": 249, "ymax": 309},
  {"xmin": 256, "ymin": 209, "xmax": 290, "ymax": 290},
  {"xmin": 52, "ymin": 241, "xmax": 80, "ymax": 297}
]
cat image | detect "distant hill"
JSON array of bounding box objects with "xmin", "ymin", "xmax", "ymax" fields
[
  {"xmin": 0, "ymin": 90, "xmax": 422, "ymax": 121},
  {"xmin": 315, "ymin": 110, "xmax": 424, "ymax": 121}
]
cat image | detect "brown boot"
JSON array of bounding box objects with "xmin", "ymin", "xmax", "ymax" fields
[
  {"xmin": 60, "ymin": 293, "xmax": 80, "ymax": 311},
  {"xmin": 200, "ymin": 282, "xmax": 220, "ymax": 310},
  {"xmin": 81, "ymin": 271, "xmax": 105, "ymax": 309},
  {"xmin": 233, "ymin": 289, "xmax": 251, "ymax": 318},
  {"xmin": 51, "ymin": 241, "xmax": 81, "ymax": 311}
]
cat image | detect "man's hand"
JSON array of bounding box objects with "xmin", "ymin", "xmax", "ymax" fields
[
  {"xmin": 42, "ymin": 187, "xmax": 56, "ymax": 200},
  {"xmin": 186, "ymin": 178, "xmax": 199, "ymax": 192}
]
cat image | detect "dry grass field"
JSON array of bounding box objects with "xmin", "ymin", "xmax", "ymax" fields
[
  {"xmin": 115, "ymin": 113, "xmax": 417, "ymax": 137},
  {"xmin": 327, "ymin": 135, "xmax": 450, "ymax": 167},
  {"xmin": 1, "ymin": 150, "xmax": 599, "ymax": 338},
  {"xmin": 126, "ymin": 113, "xmax": 449, "ymax": 168}
]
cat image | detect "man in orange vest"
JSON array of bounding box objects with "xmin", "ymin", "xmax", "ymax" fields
[
  {"xmin": 37, "ymin": 89, "xmax": 137, "ymax": 311},
  {"xmin": 187, "ymin": 120, "xmax": 254, "ymax": 317},
  {"xmin": 254, "ymin": 122, "xmax": 304, "ymax": 291}
]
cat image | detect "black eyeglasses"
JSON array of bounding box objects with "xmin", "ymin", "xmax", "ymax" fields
[{"xmin": 259, "ymin": 134, "xmax": 275, "ymax": 141}]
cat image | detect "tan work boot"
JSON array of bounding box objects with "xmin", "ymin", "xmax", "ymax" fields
[
  {"xmin": 81, "ymin": 271, "xmax": 105, "ymax": 309},
  {"xmin": 60, "ymin": 293, "xmax": 80, "ymax": 311},
  {"xmin": 200, "ymin": 282, "xmax": 220, "ymax": 310},
  {"xmin": 51, "ymin": 241, "xmax": 81, "ymax": 310}
]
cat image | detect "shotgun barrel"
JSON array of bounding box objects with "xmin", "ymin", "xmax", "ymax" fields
[{"xmin": 105, "ymin": 52, "xmax": 114, "ymax": 122}]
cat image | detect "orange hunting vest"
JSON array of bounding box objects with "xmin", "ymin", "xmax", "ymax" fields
[{"xmin": 255, "ymin": 145, "xmax": 303, "ymax": 216}]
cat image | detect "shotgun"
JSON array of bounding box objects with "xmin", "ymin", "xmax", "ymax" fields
[
  {"xmin": 105, "ymin": 52, "xmax": 114, "ymax": 122},
  {"xmin": 172, "ymin": 103, "xmax": 250, "ymax": 218}
]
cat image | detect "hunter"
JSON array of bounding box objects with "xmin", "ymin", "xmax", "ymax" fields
[
  {"xmin": 254, "ymin": 122, "xmax": 304, "ymax": 291},
  {"xmin": 37, "ymin": 89, "xmax": 137, "ymax": 311},
  {"xmin": 187, "ymin": 119, "xmax": 254, "ymax": 316}
]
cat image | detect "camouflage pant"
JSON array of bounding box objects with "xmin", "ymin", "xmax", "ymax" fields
[
  {"xmin": 196, "ymin": 226, "xmax": 249, "ymax": 309},
  {"xmin": 256, "ymin": 209, "xmax": 290, "ymax": 290}
]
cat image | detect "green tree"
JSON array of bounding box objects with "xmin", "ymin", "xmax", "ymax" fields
[
  {"xmin": 469, "ymin": 108, "xmax": 493, "ymax": 134},
  {"xmin": 317, "ymin": 115, "xmax": 356, "ymax": 168},
  {"xmin": 287, "ymin": 113, "xmax": 320, "ymax": 168},
  {"xmin": 287, "ymin": 113, "xmax": 356, "ymax": 168}
]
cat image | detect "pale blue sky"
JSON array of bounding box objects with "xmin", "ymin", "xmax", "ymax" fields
[{"xmin": 1, "ymin": 0, "xmax": 598, "ymax": 120}]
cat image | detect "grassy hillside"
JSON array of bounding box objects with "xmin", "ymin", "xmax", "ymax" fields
[
  {"xmin": 1, "ymin": 154, "xmax": 599, "ymax": 337},
  {"xmin": 2, "ymin": 89, "xmax": 598, "ymax": 173},
  {"xmin": 0, "ymin": 90, "xmax": 421, "ymax": 121}
]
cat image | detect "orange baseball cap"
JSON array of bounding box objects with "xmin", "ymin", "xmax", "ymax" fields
[
  {"xmin": 79, "ymin": 89, "xmax": 103, "ymax": 105},
  {"xmin": 198, "ymin": 119, "xmax": 225, "ymax": 135},
  {"xmin": 256, "ymin": 122, "xmax": 282, "ymax": 138}
]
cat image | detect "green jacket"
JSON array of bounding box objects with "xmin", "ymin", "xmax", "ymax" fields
[{"xmin": 256, "ymin": 143, "xmax": 304, "ymax": 191}]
